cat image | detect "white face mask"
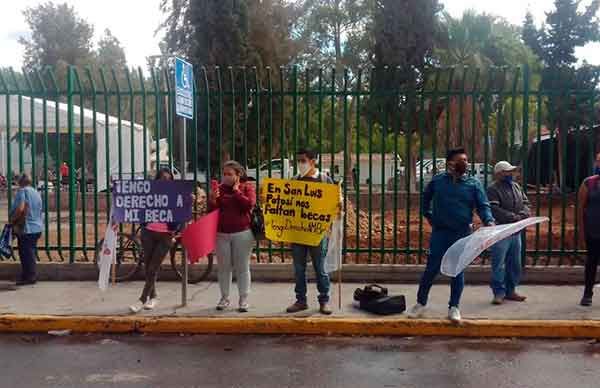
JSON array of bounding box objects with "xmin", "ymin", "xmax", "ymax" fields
[{"xmin": 298, "ymin": 162, "xmax": 311, "ymax": 177}]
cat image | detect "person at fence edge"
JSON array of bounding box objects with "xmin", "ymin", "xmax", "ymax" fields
[
  {"xmin": 578, "ymin": 151, "xmax": 600, "ymax": 307},
  {"xmin": 209, "ymin": 161, "xmax": 256, "ymax": 313},
  {"xmin": 129, "ymin": 168, "xmax": 182, "ymax": 313},
  {"xmin": 286, "ymin": 148, "xmax": 337, "ymax": 315},
  {"xmin": 10, "ymin": 174, "xmax": 43, "ymax": 286},
  {"xmin": 408, "ymin": 148, "xmax": 495, "ymax": 323},
  {"xmin": 486, "ymin": 161, "xmax": 531, "ymax": 305}
]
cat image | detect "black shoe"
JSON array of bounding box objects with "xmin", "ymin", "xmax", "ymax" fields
[
  {"xmin": 16, "ymin": 279, "xmax": 36, "ymax": 286},
  {"xmin": 580, "ymin": 296, "xmax": 593, "ymax": 307}
]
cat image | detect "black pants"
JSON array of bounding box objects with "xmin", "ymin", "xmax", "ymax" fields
[
  {"xmin": 139, "ymin": 229, "xmax": 173, "ymax": 303},
  {"xmin": 584, "ymin": 237, "xmax": 600, "ymax": 297},
  {"xmin": 17, "ymin": 233, "xmax": 41, "ymax": 281}
]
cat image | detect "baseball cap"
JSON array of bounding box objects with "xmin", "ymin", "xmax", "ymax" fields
[{"xmin": 494, "ymin": 161, "xmax": 517, "ymax": 174}]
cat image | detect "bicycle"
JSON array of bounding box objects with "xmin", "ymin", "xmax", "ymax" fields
[{"xmin": 94, "ymin": 224, "xmax": 214, "ymax": 283}]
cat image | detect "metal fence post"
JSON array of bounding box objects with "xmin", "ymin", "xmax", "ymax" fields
[
  {"xmin": 67, "ymin": 66, "xmax": 76, "ymax": 263},
  {"xmin": 0, "ymin": 64, "xmax": 591, "ymax": 266}
]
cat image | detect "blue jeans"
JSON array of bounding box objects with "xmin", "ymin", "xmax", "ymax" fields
[
  {"xmin": 291, "ymin": 240, "xmax": 330, "ymax": 304},
  {"xmin": 490, "ymin": 234, "xmax": 522, "ymax": 298},
  {"xmin": 417, "ymin": 229, "xmax": 469, "ymax": 308},
  {"xmin": 17, "ymin": 233, "xmax": 41, "ymax": 281}
]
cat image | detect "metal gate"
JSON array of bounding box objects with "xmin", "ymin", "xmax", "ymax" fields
[{"xmin": 1, "ymin": 65, "xmax": 598, "ymax": 266}]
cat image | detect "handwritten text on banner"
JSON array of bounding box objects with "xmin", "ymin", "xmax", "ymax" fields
[{"xmin": 261, "ymin": 178, "xmax": 340, "ymax": 246}]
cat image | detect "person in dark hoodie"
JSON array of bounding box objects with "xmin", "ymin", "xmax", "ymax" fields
[{"xmin": 130, "ymin": 168, "xmax": 182, "ymax": 313}]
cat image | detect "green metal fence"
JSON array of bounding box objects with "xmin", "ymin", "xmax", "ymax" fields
[{"xmin": 0, "ymin": 65, "xmax": 598, "ymax": 266}]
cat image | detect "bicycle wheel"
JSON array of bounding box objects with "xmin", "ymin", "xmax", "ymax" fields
[
  {"xmin": 169, "ymin": 241, "xmax": 214, "ymax": 284},
  {"xmin": 94, "ymin": 233, "xmax": 143, "ymax": 282}
]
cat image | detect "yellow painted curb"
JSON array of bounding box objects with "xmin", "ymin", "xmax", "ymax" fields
[
  {"xmin": 0, "ymin": 315, "xmax": 136, "ymax": 333},
  {"xmin": 1, "ymin": 315, "xmax": 600, "ymax": 338}
]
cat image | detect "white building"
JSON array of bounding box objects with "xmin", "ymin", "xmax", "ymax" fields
[
  {"xmin": 320, "ymin": 152, "xmax": 402, "ymax": 186},
  {"xmin": 0, "ymin": 95, "xmax": 151, "ymax": 191}
]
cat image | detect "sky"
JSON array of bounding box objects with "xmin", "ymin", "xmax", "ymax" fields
[
  {"xmin": 442, "ymin": 0, "xmax": 600, "ymax": 65},
  {"xmin": 0, "ymin": 0, "xmax": 164, "ymax": 70},
  {"xmin": 0, "ymin": 0, "xmax": 599, "ymax": 70}
]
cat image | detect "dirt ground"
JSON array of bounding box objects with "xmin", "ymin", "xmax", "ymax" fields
[
  {"xmin": 1, "ymin": 195, "xmax": 584, "ymax": 266},
  {"xmin": 339, "ymin": 198, "xmax": 583, "ymax": 266}
]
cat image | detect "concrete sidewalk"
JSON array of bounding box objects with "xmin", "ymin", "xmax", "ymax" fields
[
  {"xmin": 1, "ymin": 281, "xmax": 599, "ymax": 337},
  {"xmin": 0, "ymin": 280, "xmax": 597, "ymax": 319}
]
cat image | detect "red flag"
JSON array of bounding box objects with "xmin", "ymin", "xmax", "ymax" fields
[{"xmin": 181, "ymin": 210, "xmax": 219, "ymax": 263}]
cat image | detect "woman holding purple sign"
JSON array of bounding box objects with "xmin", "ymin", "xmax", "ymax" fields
[
  {"xmin": 129, "ymin": 168, "xmax": 182, "ymax": 313},
  {"xmin": 209, "ymin": 161, "xmax": 256, "ymax": 312}
]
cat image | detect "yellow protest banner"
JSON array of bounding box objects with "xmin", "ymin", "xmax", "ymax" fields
[{"xmin": 260, "ymin": 178, "xmax": 341, "ymax": 246}]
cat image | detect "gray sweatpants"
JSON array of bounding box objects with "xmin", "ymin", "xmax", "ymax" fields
[{"xmin": 215, "ymin": 229, "xmax": 254, "ymax": 300}]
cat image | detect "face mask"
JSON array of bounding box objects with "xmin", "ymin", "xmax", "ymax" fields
[
  {"xmin": 452, "ymin": 161, "xmax": 467, "ymax": 175},
  {"xmin": 595, "ymin": 166, "xmax": 600, "ymax": 176},
  {"xmin": 222, "ymin": 176, "xmax": 236, "ymax": 186},
  {"xmin": 503, "ymin": 175, "xmax": 513, "ymax": 184},
  {"xmin": 298, "ymin": 162, "xmax": 311, "ymax": 177}
]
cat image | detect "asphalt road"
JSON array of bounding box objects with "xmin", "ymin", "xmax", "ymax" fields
[{"xmin": 0, "ymin": 334, "xmax": 599, "ymax": 388}]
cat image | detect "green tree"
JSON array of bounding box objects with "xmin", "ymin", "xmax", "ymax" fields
[
  {"xmin": 96, "ymin": 29, "xmax": 127, "ymax": 69},
  {"xmin": 294, "ymin": 0, "xmax": 372, "ymax": 76},
  {"xmin": 92, "ymin": 29, "xmax": 138, "ymax": 121},
  {"xmin": 522, "ymin": 0, "xmax": 600, "ymax": 189},
  {"xmin": 16, "ymin": 2, "xmax": 137, "ymax": 172},
  {"xmin": 160, "ymin": 0, "xmax": 251, "ymax": 65},
  {"xmin": 523, "ymin": 0, "xmax": 600, "ymax": 68},
  {"xmin": 371, "ymin": 0, "xmax": 441, "ymax": 72},
  {"xmin": 19, "ymin": 2, "xmax": 95, "ymax": 69},
  {"xmin": 436, "ymin": 11, "xmax": 539, "ymax": 70},
  {"xmin": 434, "ymin": 10, "xmax": 494, "ymax": 68},
  {"xmin": 369, "ymin": 0, "xmax": 443, "ymax": 189},
  {"xmin": 159, "ymin": 0, "xmax": 300, "ymax": 172},
  {"xmin": 432, "ymin": 11, "xmax": 542, "ymax": 163}
]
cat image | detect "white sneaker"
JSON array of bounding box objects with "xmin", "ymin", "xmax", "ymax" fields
[
  {"xmin": 216, "ymin": 298, "xmax": 230, "ymax": 311},
  {"xmin": 448, "ymin": 307, "xmax": 462, "ymax": 323},
  {"xmin": 129, "ymin": 301, "xmax": 144, "ymax": 313},
  {"xmin": 238, "ymin": 297, "xmax": 249, "ymax": 313},
  {"xmin": 408, "ymin": 303, "xmax": 427, "ymax": 319},
  {"xmin": 144, "ymin": 298, "xmax": 159, "ymax": 310}
]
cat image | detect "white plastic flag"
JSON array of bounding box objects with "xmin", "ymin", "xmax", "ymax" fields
[
  {"xmin": 98, "ymin": 219, "xmax": 118, "ymax": 291},
  {"xmin": 441, "ymin": 216, "xmax": 549, "ymax": 277},
  {"xmin": 324, "ymin": 214, "xmax": 344, "ymax": 273}
]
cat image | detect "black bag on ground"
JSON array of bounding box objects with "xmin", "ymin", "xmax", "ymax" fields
[
  {"xmin": 353, "ymin": 284, "xmax": 406, "ymax": 315},
  {"xmin": 354, "ymin": 284, "xmax": 388, "ymax": 302}
]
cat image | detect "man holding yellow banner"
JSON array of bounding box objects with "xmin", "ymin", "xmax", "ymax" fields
[{"xmin": 261, "ymin": 149, "xmax": 340, "ymax": 315}]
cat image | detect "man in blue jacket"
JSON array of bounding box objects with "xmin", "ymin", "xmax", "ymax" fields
[{"xmin": 408, "ymin": 148, "xmax": 495, "ymax": 323}]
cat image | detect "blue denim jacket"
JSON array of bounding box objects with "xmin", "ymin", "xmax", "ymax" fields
[
  {"xmin": 10, "ymin": 186, "xmax": 43, "ymax": 234},
  {"xmin": 421, "ymin": 172, "xmax": 494, "ymax": 233}
]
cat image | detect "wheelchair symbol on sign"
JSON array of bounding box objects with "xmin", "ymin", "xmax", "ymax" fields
[{"xmin": 181, "ymin": 68, "xmax": 190, "ymax": 90}]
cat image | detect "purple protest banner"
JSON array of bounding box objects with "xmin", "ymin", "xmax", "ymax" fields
[{"xmin": 112, "ymin": 180, "xmax": 195, "ymax": 223}]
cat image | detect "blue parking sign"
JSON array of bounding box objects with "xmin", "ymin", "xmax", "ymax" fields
[{"xmin": 175, "ymin": 57, "xmax": 194, "ymax": 119}]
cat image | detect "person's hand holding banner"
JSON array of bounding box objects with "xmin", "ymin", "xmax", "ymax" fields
[{"xmin": 261, "ymin": 178, "xmax": 340, "ymax": 246}]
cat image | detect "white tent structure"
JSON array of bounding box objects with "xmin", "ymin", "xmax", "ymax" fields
[{"xmin": 0, "ymin": 95, "xmax": 152, "ymax": 191}]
